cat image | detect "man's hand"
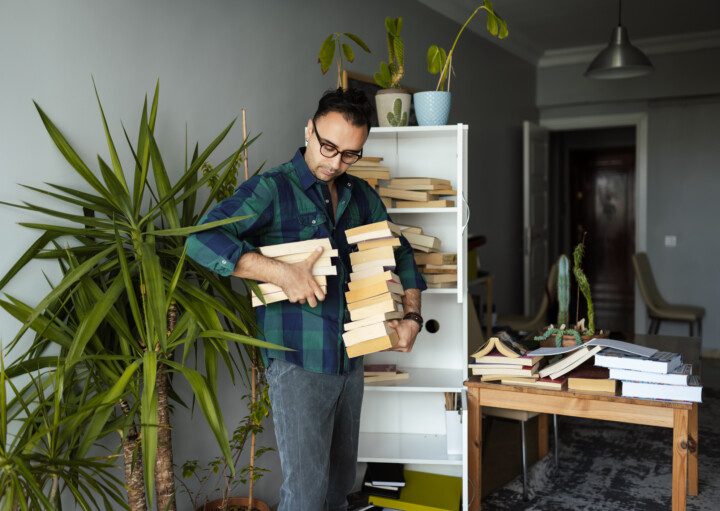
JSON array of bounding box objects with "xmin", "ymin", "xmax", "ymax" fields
[
  {"xmin": 386, "ymin": 318, "xmax": 421, "ymax": 353},
  {"xmin": 277, "ymin": 246, "xmax": 326, "ymax": 308}
]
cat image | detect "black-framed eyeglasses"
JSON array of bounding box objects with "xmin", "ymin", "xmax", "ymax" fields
[{"xmin": 312, "ymin": 119, "xmax": 363, "ymax": 165}]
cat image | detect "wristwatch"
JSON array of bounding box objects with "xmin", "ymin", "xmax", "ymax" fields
[{"xmin": 403, "ymin": 312, "xmax": 424, "ymax": 330}]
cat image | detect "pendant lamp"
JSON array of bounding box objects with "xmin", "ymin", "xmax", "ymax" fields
[{"xmin": 585, "ymin": 0, "xmax": 654, "ymax": 79}]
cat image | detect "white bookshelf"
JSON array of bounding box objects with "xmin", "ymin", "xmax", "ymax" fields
[{"xmin": 358, "ymin": 124, "xmax": 470, "ymax": 510}]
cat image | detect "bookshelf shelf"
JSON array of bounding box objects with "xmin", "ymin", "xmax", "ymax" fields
[
  {"xmin": 358, "ymin": 432, "xmax": 463, "ymax": 465},
  {"xmin": 388, "ymin": 207, "xmax": 458, "ymax": 214},
  {"xmin": 424, "ymin": 287, "xmax": 458, "ymax": 294},
  {"xmin": 364, "ymin": 368, "xmax": 466, "ymax": 393}
]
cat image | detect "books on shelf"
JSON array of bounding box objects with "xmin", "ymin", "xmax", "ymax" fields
[
  {"xmin": 395, "ymin": 199, "xmax": 455, "ymax": 208},
  {"xmin": 501, "ymin": 376, "xmax": 567, "ymax": 391},
  {"xmin": 538, "ymin": 345, "xmax": 604, "ymax": 379},
  {"xmin": 358, "ymin": 156, "xmax": 383, "ymax": 164},
  {"xmin": 347, "ymin": 168, "xmax": 391, "ymax": 180},
  {"xmin": 379, "ymin": 187, "xmax": 433, "ymax": 202},
  {"xmin": 415, "ymin": 252, "xmax": 456, "ymax": 265},
  {"xmin": 387, "ymin": 178, "xmax": 451, "ymax": 189},
  {"xmin": 402, "ymin": 231, "xmax": 441, "ymax": 251},
  {"xmin": 608, "ymin": 363, "xmax": 693, "ymax": 385},
  {"xmin": 566, "ymin": 362, "xmax": 617, "ymax": 394},
  {"xmin": 422, "ymin": 273, "xmax": 457, "ymax": 285},
  {"xmin": 394, "ymin": 223, "xmax": 423, "ymax": 234},
  {"xmin": 621, "ymin": 375, "xmax": 702, "ymax": 402},
  {"xmin": 594, "ymin": 349, "xmax": 683, "ymax": 374}
]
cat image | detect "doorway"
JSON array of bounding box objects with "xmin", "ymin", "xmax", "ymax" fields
[{"xmin": 549, "ymin": 127, "xmax": 636, "ymax": 333}]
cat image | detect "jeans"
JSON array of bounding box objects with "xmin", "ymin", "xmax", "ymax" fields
[{"xmin": 266, "ymin": 358, "xmax": 364, "ymax": 511}]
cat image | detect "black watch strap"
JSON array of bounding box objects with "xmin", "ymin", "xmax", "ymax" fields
[{"xmin": 403, "ymin": 312, "xmax": 424, "ymax": 329}]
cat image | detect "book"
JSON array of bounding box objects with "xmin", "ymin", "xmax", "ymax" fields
[
  {"xmin": 411, "ymin": 244, "xmax": 439, "ymax": 253},
  {"xmin": 349, "ymin": 266, "xmax": 387, "ymax": 281},
  {"xmin": 345, "ymin": 280, "xmax": 404, "ymax": 304},
  {"xmin": 380, "ymin": 197, "xmax": 393, "ymax": 208},
  {"xmin": 402, "ymin": 231, "xmax": 441, "ymax": 250},
  {"xmin": 258, "ymin": 238, "xmax": 332, "ymax": 258},
  {"xmin": 349, "ymin": 299, "xmax": 403, "ymax": 322},
  {"xmin": 414, "ymin": 252, "xmax": 456, "ymax": 265},
  {"xmin": 481, "ymin": 374, "xmax": 539, "ymax": 382},
  {"xmin": 364, "ymin": 363, "xmax": 398, "ymax": 374},
  {"xmin": 345, "ymin": 220, "xmax": 400, "ymax": 244},
  {"xmin": 356, "ymin": 237, "xmax": 402, "ymax": 251},
  {"xmin": 473, "ymin": 350, "xmax": 542, "ymax": 367},
  {"xmin": 271, "ymin": 255, "xmax": 334, "ymax": 267},
  {"xmin": 470, "ymin": 362, "xmax": 540, "ymax": 377},
  {"xmin": 387, "ymin": 178, "xmax": 451, "ymax": 189},
  {"xmin": 367, "ymin": 470, "xmax": 462, "ymax": 511},
  {"xmin": 343, "ymin": 321, "xmax": 396, "ymax": 346},
  {"xmin": 347, "ymin": 292, "xmax": 402, "ymax": 311},
  {"xmin": 347, "ymin": 168, "xmax": 391, "ymax": 180},
  {"xmin": 351, "ymin": 259, "xmax": 397, "ymax": 273},
  {"xmin": 621, "ymin": 375, "xmax": 702, "ymax": 402},
  {"xmin": 566, "ymin": 362, "xmax": 617, "ymax": 394},
  {"xmin": 274, "ymin": 249, "xmax": 338, "ymax": 263},
  {"xmin": 594, "ymin": 349, "xmax": 682, "ymax": 374},
  {"xmin": 426, "ymin": 189, "xmax": 457, "ymax": 196},
  {"xmin": 364, "ymin": 371, "xmax": 410, "ymax": 383},
  {"xmin": 346, "ymin": 330, "xmax": 399, "ymax": 358},
  {"xmin": 528, "ymin": 338, "xmax": 658, "ymax": 358},
  {"xmin": 426, "ymin": 282, "xmax": 456, "ymax": 289},
  {"xmin": 310, "ymin": 265, "xmax": 338, "ymax": 276},
  {"xmin": 255, "ymin": 275, "xmax": 327, "ymax": 294},
  {"xmin": 538, "ymin": 345, "xmax": 604, "ymax": 379},
  {"xmin": 358, "ymin": 156, "xmax": 383, "ymax": 163},
  {"xmin": 471, "ymin": 334, "xmax": 529, "ymax": 359},
  {"xmin": 378, "ymin": 187, "xmax": 433, "ymax": 202},
  {"xmin": 251, "ymin": 286, "xmax": 328, "ymax": 307},
  {"xmin": 347, "ymin": 270, "xmax": 400, "ymax": 290},
  {"xmin": 395, "ymin": 200, "xmax": 455, "ymax": 208},
  {"xmin": 363, "ymin": 465, "xmax": 401, "ymax": 498},
  {"xmin": 425, "ymin": 264, "xmax": 457, "ymax": 271},
  {"xmin": 367, "ymin": 462, "xmax": 406, "ymax": 487},
  {"xmin": 394, "ymin": 223, "xmax": 423, "ymax": 234},
  {"xmin": 501, "ymin": 376, "xmax": 567, "ymax": 390},
  {"xmin": 345, "ymin": 311, "xmax": 404, "ymax": 331},
  {"xmin": 422, "ymin": 273, "xmax": 458, "ymax": 284},
  {"xmin": 608, "ymin": 363, "xmax": 693, "ymax": 385},
  {"xmin": 349, "ymin": 245, "xmax": 396, "ymax": 265}
]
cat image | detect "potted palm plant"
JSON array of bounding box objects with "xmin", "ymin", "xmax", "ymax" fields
[
  {"xmin": 317, "ymin": 31, "xmax": 371, "ymax": 89},
  {"xmin": 373, "ymin": 16, "xmax": 411, "ymax": 127},
  {"xmin": 0, "ymin": 81, "xmax": 288, "ymax": 510},
  {"xmin": 415, "ymin": 1, "xmax": 508, "ymax": 125}
]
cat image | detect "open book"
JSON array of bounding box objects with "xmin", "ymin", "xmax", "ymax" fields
[{"xmin": 471, "ymin": 332, "xmax": 528, "ymax": 359}]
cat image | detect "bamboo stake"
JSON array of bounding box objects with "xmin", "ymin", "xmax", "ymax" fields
[{"xmin": 242, "ymin": 109, "xmax": 249, "ymax": 181}]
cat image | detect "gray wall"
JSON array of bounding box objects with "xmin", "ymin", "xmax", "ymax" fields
[
  {"xmin": 538, "ymin": 49, "xmax": 720, "ymax": 352},
  {"xmin": 0, "ymin": 0, "xmax": 536, "ymax": 507}
]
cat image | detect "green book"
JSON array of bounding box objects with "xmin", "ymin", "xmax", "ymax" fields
[{"xmin": 368, "ymin": 470, "xmax": 462, "ymax": 511}]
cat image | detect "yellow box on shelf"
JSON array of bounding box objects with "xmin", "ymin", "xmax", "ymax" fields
[{"xmin": 368, "ymin": 470, "xmax": 462, "ymax": 511}]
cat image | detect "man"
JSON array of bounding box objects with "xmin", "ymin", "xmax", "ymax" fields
[{"xmin": 186, "ymin": 88, "xmax": 426, "ymax": 510}]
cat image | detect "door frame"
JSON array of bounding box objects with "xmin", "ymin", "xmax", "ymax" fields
[{"xmin": 539, "ymin": 113, "xmax": 648, "ymax": 334}]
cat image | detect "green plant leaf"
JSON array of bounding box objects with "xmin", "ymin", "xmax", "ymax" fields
[
  {"xmin": 0, "ymin": 231, "xmax": 59, "ymax": 291},
  {"xmin": 141, "ymin": 351, "xmax": 158, "ymax": 509},
  {"xmin": 199, "ymin": 330, "xmax": 292, "ymax": 351},
  {"xmin": 140, "ymin": 240, "xmax": 166, "ymax": 352},
  {"xmin": 426, "ymin": 45, "xmax": 445, "ymax": 74},
  {"xmin": 341, "ymin": 43, "xmax": 355, "ymax": 63},
  {"xmin": 318, "ymin": 34, "xmax": 336, "ymax": 74},
  {"xmin": 343, "ymin": 32, "xmax": 370, "ymax": 53},
  {"xmin": 374, "ymin": 61, "xmax": 391, "ymax": 89},
  {"xmin": 92, "ymin": 77, "xmax": 129, "ymax": 194},
  {"xmin": 148, "ymin": 128, "xmax": 181, "ymax": 230},
  {"xmin": 153, "ymin": 214, "xmax": 252, "ymax": 237}
]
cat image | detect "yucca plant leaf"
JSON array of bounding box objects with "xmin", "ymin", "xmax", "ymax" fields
[
  {"xmin": 198, "ymin": 330, "xmax": 291, "ymax": 351},
  {"xmin": 140, "ymin": 240, "xmax": 166, "ymax": 352},
  {"xmin": 141, "ymin": 350, "xmax": 158, "ymax": 509},
  {"xmin": 153, "ymin": 214, "xmax": 252, "ymax": 237},
  {"xmin": 97, "ymin": 156, "xmax": 133, "ymax": 218},
  {"xmin": 132, "ymin": 97, "xmax": 151, "ymax": 213},
  {"xmin": 0, "ymin": 297, "xmax": 73, "ymax": 348},
  {"xmin": 0, "ymin": 231, "xmax": 59, "ymax": 290},
  {"xmin": 148, "ymin": 128, "xmax": 180, "ymax": 229},
  {"xmin": 46, "ymin": 183, "xmax": 115, "ymax": 214},
  {"xmin": 17, "ymin": 222, "xmax": 114, "ymax": 240},
  {"xmin": 0, "ymin": 200, "xmax": 117, "ymax": 230},
  {"xmin": 92, "ymin": 77, "xmax": 129, "ymax": 194},
  {"xmin": 20, "ymin": 184, "xmax": 115, "ymax": 217}
]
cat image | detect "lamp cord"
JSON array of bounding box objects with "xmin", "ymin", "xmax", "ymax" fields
[{"xmin": 618, "ymin": 0, "xmax": 622, "ymax": 26}]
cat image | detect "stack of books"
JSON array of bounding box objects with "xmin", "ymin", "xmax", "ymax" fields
[
  {"xmin": 469, "ymin": 334, "xmax": 543, "ymax": 382},
  {"xmin": 363, "ymin": 462, "xmax": 405, "ymax": 499},
  {"xmin": 594, "ymin": 349, "xmax": 702, "ymax": 402},
  {"xmin": 415, "ymin": 251, "xmax": 457, "ymax": 289},
  {"xmin": 251, "ymin": 238, "xmax": 336, "ymax": 307},
  {"xmin": 566, "ymin": 361, "xmax": 617, "ymax": 394},
  {"xmin": 347, "ymin": 156, "xmax": 392, "ymax": 206},
  {"xmin": 364, "ymin": 363, "xmax": 409, "ymax": 383},
  {"xmin": 378, "ymin": 178, "xmax": 456, "ymax": 208},
  {"xmin": 342, "ymin": 221, "xmax": 405, "ymax": 358}
]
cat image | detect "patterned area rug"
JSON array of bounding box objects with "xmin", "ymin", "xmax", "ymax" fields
[{"xmin": 484, "ymin": 390, "xmax": 719, "ymax": 510}]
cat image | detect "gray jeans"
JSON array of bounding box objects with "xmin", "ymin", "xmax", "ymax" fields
[{"xmin": 266, "ymin": 358, "xmax": 364, "ymax": 511}]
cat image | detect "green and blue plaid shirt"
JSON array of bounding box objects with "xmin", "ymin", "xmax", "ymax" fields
[{"xmin": 186, "ymin": 149, "xmax": 426, "ymax": 374}]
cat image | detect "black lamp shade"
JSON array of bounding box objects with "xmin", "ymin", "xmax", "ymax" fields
[{"xmin": 585, "ymin": 26, "xmax": 654, "ymax": 79}]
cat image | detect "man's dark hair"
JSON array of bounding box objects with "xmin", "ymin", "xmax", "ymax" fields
[{"xmin": 313, "ymin": 88, "xmax": 372, "ymax": 133}]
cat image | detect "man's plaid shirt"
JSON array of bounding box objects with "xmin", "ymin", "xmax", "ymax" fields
[{"xmin": 186, "ymin": 149, "xmax": 426, "ymax": 375}]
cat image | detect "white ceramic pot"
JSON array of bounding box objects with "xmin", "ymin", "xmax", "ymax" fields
[{"xmin": 375, "ymin": 89, "xmax": 411, "ymax": 127}]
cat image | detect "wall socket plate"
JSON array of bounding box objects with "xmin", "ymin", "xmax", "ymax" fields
[{"xmin": 664, "ymin": 235, "xmax": 677, "ymax": 247}]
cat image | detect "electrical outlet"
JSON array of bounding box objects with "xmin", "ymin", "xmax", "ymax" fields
[{"xmin": 664, "ymin": 235, "xmax": 677, "ymax": 248}]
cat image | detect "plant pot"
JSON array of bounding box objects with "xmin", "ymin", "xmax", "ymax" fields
[
  {"xmin": 538, "ymin": 329, "xmax": 609, "ymax": 348},
  {"xmin": 375, "ymin": 89, "xmax": 411, "ymax": 127},
  {"xmin": 413, "ymin": 91, "xmax": 452, "ymax": 126},
  {"xmin": 202, "ymin": 497, "xmax": 271, "ymax": 511}
]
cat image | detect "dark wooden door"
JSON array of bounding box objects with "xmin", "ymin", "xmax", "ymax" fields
[{"xmin": 569, "ymin": 148, "xmax": 635, "ymax": 333}]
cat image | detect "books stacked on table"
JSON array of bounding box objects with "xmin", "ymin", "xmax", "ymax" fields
[
  {"xmin": 364, "ymin": 363, "xmax": 409, "ymax": 384},
  {"xmin": 594, "ymin": 349, "xmax": 702, "ymax": 402},
  {"xmin": 379, "ymin": 178, "xmax": 456, "ymax": 208},
  {"xmin": 343, "ymin": 221, "xmax": 405, "ymax": 358},
  {"xmin": 250, "ymin": 238, "xmax": 336, "ymax": 307},
  {"xmin": 566, "ymin": 361, "xmax": 617, "ymax": 394},
  {"xmin": 469, "ymin": 333, "xmax": 543, "ymax": 382},
  {"xmin": 414, "ymin": 251, "xmax": 458, "ymax": 289},
  {"xmin": 363, "ymin": 462, "xmax": 405, "ymax": 499}
]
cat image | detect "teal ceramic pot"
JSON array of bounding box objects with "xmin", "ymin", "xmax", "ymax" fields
[{"xmin": 413, "ymin": 91, "xmax": 452, "ymax": 126}]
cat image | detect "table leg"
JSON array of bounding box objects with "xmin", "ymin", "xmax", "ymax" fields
[
  {"xmin": 468, "ymin": 388, "xmax": 481, "ymax": 511},
  {"xmin": 688, "ymin": 404, "xmax": 699, "ymax": 496},
  {"xmin": 673, "ymin": 409, "xmax": 689, "ymax": 511},
  {"xmin": 537, "ymin": 414, "xmax": 549, "ymax": 459}
]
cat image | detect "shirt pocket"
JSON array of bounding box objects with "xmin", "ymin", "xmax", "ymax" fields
[{"xmin": 290, "ymin": 210, "xmax": 328, "ymax": 240}]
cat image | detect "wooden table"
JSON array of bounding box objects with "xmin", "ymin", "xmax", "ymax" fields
[{"xmin": 465, "ymin": 380, "xmax": 699, "ymax": 510}]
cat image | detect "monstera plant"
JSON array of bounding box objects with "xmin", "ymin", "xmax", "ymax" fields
[{"xmin": 0, "ymin": 80, "xmax": 287, "ymax": 510}]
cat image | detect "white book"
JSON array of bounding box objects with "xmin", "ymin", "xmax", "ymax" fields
[
  {"xmin": 351, "ymin": 259, "xmax": 396, "ymax": 272},
  {"xmin": 594, "ymin": 349, "xmax": 682, "ymax": 374},
  {"xmin": 621, "ymin": 375, "xmax": 702, "ymax": 403},
  {"xmin": 609, "ymin": 364, "xmax": 693, "ymax": 385},
  {"xmin": 528, "ymin": 338, "xmax": 657, "ymax": 358},
  {"xmin": 258, "ymin": 238, "xmax": 332, "ymax": 257},
  {"xmin": 344, "ymin": 311, "xmax": 404, "ymax": 331},
  {"xmin": 349, "ymin": 266, "xmax": 388, "ymax": 281},
  {"xmin": 274, "ymin": 250, "xmax": 338, "ymax": 263},
  {"xmin": 311, "ymin": 265, "xmax": 338, "ymax": 276},
  {"xmin": 342, "ymin": 322, "xmax": 395, "ymax": 346},
  {"xmin": 539, "ymin": 346, "xmax": 603, "ymax": 379},
  {"xmin": 470, "ymin": 362, "xmax": 540, "ymax": 377}
]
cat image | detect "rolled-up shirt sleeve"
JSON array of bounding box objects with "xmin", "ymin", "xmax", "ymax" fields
[
  {"xmin": 363, "ymin": 182, "xmax": 427, "ymax": 291},
  {"xmin": 186, "ymin": 175, "xmax": 274, "ymax": 277}
]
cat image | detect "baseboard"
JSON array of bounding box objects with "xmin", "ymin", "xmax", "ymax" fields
[{"xmin": 702, "ymin": 349, "xmax": 720, "ymax": 359}]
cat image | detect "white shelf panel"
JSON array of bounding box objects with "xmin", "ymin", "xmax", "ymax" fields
[
  {"xmin": 364, "ymin": 368, "xmax": 465, "ymax": 392},
  {"xmin": 424, "ymin": 288, "xmax": 458, "ymax": 294},
  {"xmin": 388, "ymin": 207, "xmax": 458, "ymax": 214},
  {"xmin": 369, "ymin": 125, "xmax": 467, "ymax": 135},
  {"xmin": 358, "ymin": 432, "xmax": 463, "ymax": 465}
]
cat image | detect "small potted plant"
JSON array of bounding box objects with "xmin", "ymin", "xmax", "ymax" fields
[
  {"xmin": 179, "ymin": 364, "xmax": 274, "ymax": 511},
  {"xmin": 318, "ymin": 31, "xmax": 371, "ymax": 89},
  {"xmin": 415, "ymin": 1, "xmax": 508, "ymax": 125},
  {"xmin": 373, "ymin": 16, "xmax": 411, "ymax": 127}
]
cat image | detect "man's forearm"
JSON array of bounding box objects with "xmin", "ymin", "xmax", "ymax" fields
[
  {"xmin": 232, "ymin": 251, "xmax": 288, "ymax": 285},
  {"xmin": 402, "ymin": 288, "xmax": 421, "ymax": 315}
]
